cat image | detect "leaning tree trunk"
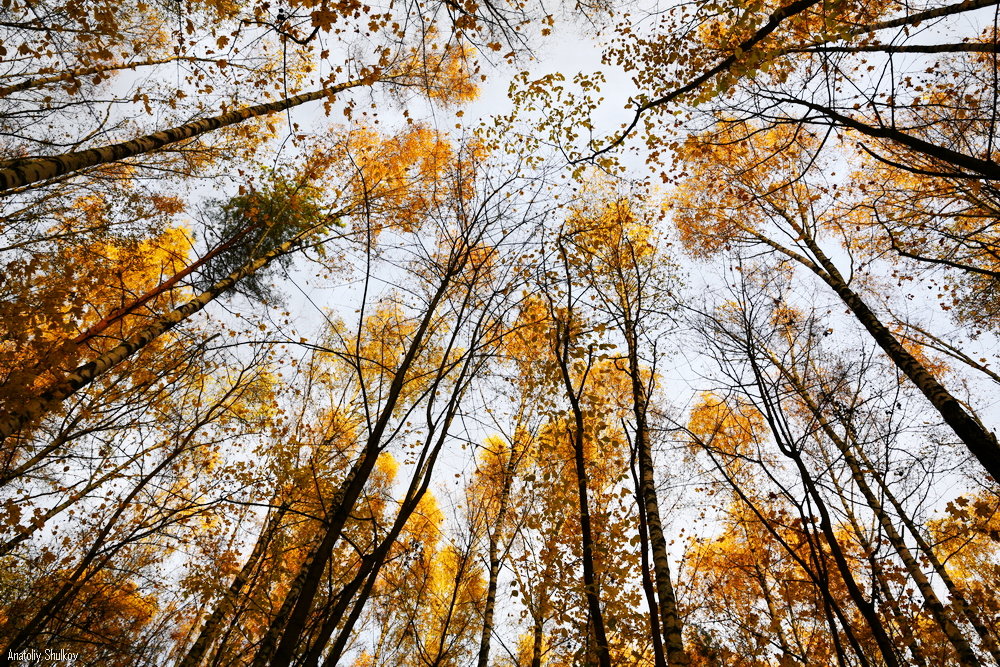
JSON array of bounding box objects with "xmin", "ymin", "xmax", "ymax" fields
[
  {"xmin": 746, "ymin": 351, "xmax": 902, "ymax": 667},
  {"xmin": 0, "ymin": 56, "xmax": 227, "ymax": 97},
  {"xmin": 554, "ymin": 333, "xmax": 612, "ymax": 667},
  {"xmin": 73, "ymin": 217, "xmax": 262, "ymax": 348},
  {"xmin": 751, "ymin": 227, "xmax": 1000, "ymax": 485},
  {"xmin": 850, "ymin": 421, "xmax": 1000, "ymax": 663},
  {"xmin": 0, "ymin": 78, "xmax": 367, "ymax": 194},
  {"xmin": 309, "ymin": 401, "xmax": 464, "ymax": 666},
  {"xmin": 629, "ymin": 444, "xmax": 668, "ymax": 667},
  {"xmin": 476, "ymin": 440, "xmax": 520, "ymax": 667},
  {"xmin": 249, "ymin": 448, "xmax": 379, "ymax": 667},
  {"xmin": 805, "ymin": 238, "xmax": 1000, "ymax": 484},
  {"xmin": 250, "ymin": 269, "xmax": 455, "ymax": 667},
  {"xmin": 821, "ymin": 455, "xmax": 930, "ymax": 667}
]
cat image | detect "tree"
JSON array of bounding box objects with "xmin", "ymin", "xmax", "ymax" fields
[
  {"xmin": 671, "ymin": 120, "xmax": 1000, "ymax": 485},
  {"xmin": 599, "ymin": 0, "xmax": 1000, "ymax": 182},
  {"xmin": 0, "ymin": 341, "xmax": 278, "ymax": 665},
  {"xmin": 536, "ymin": 265, "xmax": 615, "ymax": 667},
  {"xmin": 232, "ymin": 137, "xmax": 538, "ymax": 667},
  {"xmin": 0, "ymin": 124, "xmax": 463, "ymax": 443},
  {"xmin": 682, "ymin": 268, "xmax": 1000, "ymax": 664},
  {"xmin": 468, "ymin": 430, "xmax": 532, "ymax": 667},
  {"xmin": 561, "ymin": 181, "xmax": 688, "ymax": 665},
  {"xmin": 9, "ymin": 0, "xmax": 1000, "ymax": 662}
]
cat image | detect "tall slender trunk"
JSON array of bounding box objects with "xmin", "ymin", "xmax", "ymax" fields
[
  {"xmin": 311, "ymin": 515, "xmax": 416, "ymax": 666},
  {"xmin": 317, "ymin": 553, "xmax": 386, "ymax": 667},
  {"xmin": 810, "ymin": 238, "xmax": 1000, "ymax": 481},
  {"xmin": 708, "ymin": 443, "xmax": 868, "ymax": 667},
  {"xmin": 0, "ymin": 79, "xmax": 366, "ymax": 194},
  {"xmin": 73, "ymin": 217, "xmax": 262, "ymax": 348},
  {"xmin": 527, "ymin": 540, "xmax": 557, "ymax": 667},
  {"xmin": 475, "ymin": 448, "xmax": 517, "ymax": 667},
  {"xmin": 853, "ymin": 428, "xmax": 1000, "ymax": 664},
  {"xmin": 549, "ymin": 242, "xmax": 612, "ymax": 667},
  {"xmin": 792, "ymin": 451, "xmax": 910, "ymax": 667},
  {"xmin": 475, "ymin": 534, "xmax": 503, "ymax": 667},
  {"xmin": 0, "ymin": 56, "xmax": 231, "ymax": 97},
  {"xmin": 251, "ymin": 270, "xmax": 455, "ymax": 667},
  {"xmin": 558, "ymin": 347, "xmax": 612, "ymax": 667},
  {"xmin": 838, "ymin": 488, "xmax": 930, "ymax": 667},
  {"xmin": 249, "ymin": 447, "xmax": 379, "ymax": 667},
  {"xmin": 747, "ymin": 352, "xmax": 902, "ymax": 667},
  {"xmin": 623, "ymin": 319, "xmax": 687, "ymax": 666},
  {"xmin": 309, "ymin": 399, "xmax": 466, "ymax": 666},
  {"xmin": 1, "ymin": 443, "xmax": 188, "ymax": 662},
  {"xmin": 530, "ymin": 605, "xmax": 545, "ymax": 667},
  {"xmin": 629, "ymin": 444, "xmax": 668, "ymax": 667},
  {"xmin": 810, "ymin": 437, "xmax": 929, "ymax": 667}
]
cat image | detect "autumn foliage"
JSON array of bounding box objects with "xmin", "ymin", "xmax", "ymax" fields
[{"xmin": 1, "ymin": 0, "xmax": 999, "ymax": 664}]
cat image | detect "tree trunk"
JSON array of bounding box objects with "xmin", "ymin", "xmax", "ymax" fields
[
  {"xmin": 799, "ymin": 234, "xmax": 1000, "ymax": 484},
  {"xmin": 0, "ymin": 56, "xmax": 228, "ymax": 97},
  {"xmin": 853, "ymin": 430, "xmax": 1000, "ymax": 664},
  {"xmin": 309, "ymin": 402, "xmax": 464, "ymax": 666},
  {"xmin": 547, "ymin": 242, "xmax": 613, "ymax": 667},
  {"xmin": 73, "ymin": 217, "xmax": 262, "ymax": 348},
  {"xmin": 624, "ymin": 319, "xmax": 687, "ymax": 666},
  {"xmin": 251, "ymin": 269, "xmax": 455, "ymax": 667},
  {"xmin": 709, "ymin": 446, "xmax": 868, "ymax": 667},
  {"xmin": 629, "ymin": 443, "xmax": 668, "ymax": 667},
  {"xmin": 808, "ymin": 431, "xmax": 929, "ymax": 667},
  {"xmin": 530, "ymin": 608, "xmax": 545, "ymax": 667},
  {"xmin": 750, "ymin": 227, "xmax": 1000, "ymax": 484},
  {"xmin": 249, "ymin": 447, "xmax": 379, "ymax": 667},
  {"xmin": 0, "ymin": 79, "xmax": 366, "ymax": 194},
  {"xmin": 556, "ymin": 341, "xmax": 612, "ymax": 667},
  {"xmin": 747, "ymin": 351, "xmax": 902, "ymax": 667}
]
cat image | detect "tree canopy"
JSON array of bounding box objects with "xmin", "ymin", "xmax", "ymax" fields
[{"xmin": 1, "ymin": 0, "xmax": 999, "ymax": 664}]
